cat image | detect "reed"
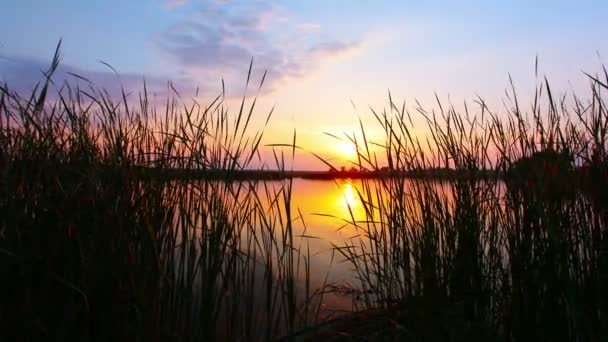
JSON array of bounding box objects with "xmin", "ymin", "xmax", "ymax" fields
[
  {"xmin": 3, "ymin": 42, "xmax": 608, "ymax": 341},
  {"xmin": 327, "ymin": 69, "xmax": 608, "ymax": 340},
  {"xmin": 0, "ymin": 43, "xmax": 316, "ymax": 341}
]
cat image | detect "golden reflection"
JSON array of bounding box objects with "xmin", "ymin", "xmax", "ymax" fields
[
  {"xmin": 289, "ymin": 179, "xmax": 368, "ymax": 226},
  {"xmin": 339, "ymin": 181, "xmax": 360, "ymax": 219}
]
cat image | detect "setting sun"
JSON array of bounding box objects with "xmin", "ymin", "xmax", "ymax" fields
[{"xmin": 338, "ymin": 141, "xmax": 357, "ymax": 159}]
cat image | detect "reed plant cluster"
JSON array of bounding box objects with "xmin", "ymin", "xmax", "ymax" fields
[
  {"xmin": 0, "ymin": 44, "xmax": 316, "ymax": 341},
  {"xmin": 2, "ymin": 42, "xmax": 608, "ymax": 341},
  {"xmin": 334, "ymin": 67, "xmax": 608, "ymax": 340}
]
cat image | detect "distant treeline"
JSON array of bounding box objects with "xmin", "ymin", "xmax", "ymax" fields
[{"xmin": 11, "ymin": 162, "xmax": 589, "ymax": 181}]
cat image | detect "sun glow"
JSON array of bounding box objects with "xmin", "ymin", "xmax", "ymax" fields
[
  {"xmin": 342, "ymin": 182, "xmax": 357, "ymax": 209},
  {"xmin": 338, "ymin": 141, "xmax": 357, "ymax": 159}
]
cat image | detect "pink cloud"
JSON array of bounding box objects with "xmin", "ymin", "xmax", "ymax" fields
[
  {"xmin": 297, "ymin": 22, "xmax": 321, "ymax": 31},
  {"xmin": 157, "ymin": 1, "xmax": 365, "ymax": 96},
  {"xmin": 163, "ymin": 0, "xmax": 189, "ymax": 10}
]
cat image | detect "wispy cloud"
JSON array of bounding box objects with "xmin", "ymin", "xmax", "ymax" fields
[
  {"xmin": 0, "ymin": 1, "xmax": 364, "ymax": 102},
  {"xmin": 163, "ymin": 0, "xmax": 190, "ymax": 10},
  {"xmin": 156, "ymin": 1, "xmax": 364, "ymax": 95},
  {"xmin": 282, "ymin": 41, "xmax": 363, "ymax": 79},
  {"xmin": 0, "ymin": 55, "xmax": 194, "ymax": 101},
  {"xmin": 297, "ymin": 22, "xmax": 321, "ymax": 31}
]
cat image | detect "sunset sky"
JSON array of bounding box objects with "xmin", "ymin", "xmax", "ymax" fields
[{"xmin": 1, "ymin": 0, "xmax": 608, "ymax": 169}]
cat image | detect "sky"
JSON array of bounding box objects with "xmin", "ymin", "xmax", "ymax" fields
[{"xmin": 1, "ymin": 0, "xmax": 608, "ymax": 169}]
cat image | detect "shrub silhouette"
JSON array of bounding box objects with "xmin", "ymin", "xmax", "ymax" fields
[
  {"xmin": 505, "ymin": 148, "xmax": 576, "ymax": 203},
  {"xmin": 580, "ymin": 147, "xmax": 608, "ymax": 221}
]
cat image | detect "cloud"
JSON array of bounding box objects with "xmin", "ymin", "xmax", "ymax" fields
[
  {"xmin": 281, "ymin": 40, "xmax": 363, "ymax": 80},
  {"xmin": 0, "ymin": 55, "xmax": 196, "ymax": 102},
  {"xmin": 156, "ymin": 1, "xmax": 364, "ymax": 95},
  {"xmin": 297, "ymin": 22, "xmax": 321, "ymax": 31},
  {"xmin": 0, "ymin": 1, "xmax": 364, "ymax": 103},
  {"xmin": 163, "ymin": 0, "xmax": 190, "ymax": 10}
]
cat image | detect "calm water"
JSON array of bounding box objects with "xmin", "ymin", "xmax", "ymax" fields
[
  {"xmin": 285, "ymin": 178, "xmax": 373, "ymax": 312},
  {"xmin": 271, "ymin": 178, "xmax": 502, "ymax": 313},
  {"xmin": 270, "ymin": 178, "xmax": 436, "ymax": 312},
  {"xmin": 178, "ymin": 177, "xmax": 499, "ymax": 314},
  {"xmin": 176, "ymin": 177, "xmax": 509, "ymax": 319}
]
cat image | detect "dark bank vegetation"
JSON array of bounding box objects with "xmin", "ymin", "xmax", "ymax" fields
[
  {"xmin": 0, "ymin": 44, "xmax": 320, "ymax": 341},
  {"xmin": 1, "ymin": 41, "xmax": 608, "ymax": 341},
  {"xmin": 318, "ymin": 67, "xmax": 608, "ymax": 341}
]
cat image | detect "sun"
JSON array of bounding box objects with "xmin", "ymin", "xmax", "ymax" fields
[{"xmin": 338, "ymin": 141, "xmax": 357, "ymax": 159}]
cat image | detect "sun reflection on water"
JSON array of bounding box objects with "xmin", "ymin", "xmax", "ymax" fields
[
  {"xmin": 341, "ymin": 181, "xmax": 355, "ymax": 207},
  {"xmin": 338, "ymin": 180, "xmax": 361, "ymax": 220}
]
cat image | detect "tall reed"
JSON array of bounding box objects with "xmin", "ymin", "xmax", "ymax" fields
[
  {"xmin": 0, "ymin": 43, "xmax": 316, "ymax": 341},
  {"xmin": 331, "ymin": 71, "xmax": 608, "ymax": 340}
]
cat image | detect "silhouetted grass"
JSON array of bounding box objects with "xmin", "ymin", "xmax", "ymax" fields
[
  {"xmin": 321, "ymin": 67, "xmax": 608, "ymax": 341},
  {"xmin": 0, "ymin": 43, "xmax": 318, "ymax": 341},
  {"xmin": 3, "ymin": 42, "xmax": 608, "ymax": 341}
]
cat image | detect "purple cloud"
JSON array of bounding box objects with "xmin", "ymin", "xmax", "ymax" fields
[
  {"xmin": 297, "ymin": 23, "xmax": 321, "ymax": 31},
  {"xmin": 0, "ymin": 54, "xmax": 198, "ymax": 102},
  {"xmin": 157, "ymin": 1, "xmax": 364, "ymax": 95},
  {"xmin": 0, "ymin": 1, "xmax": 364, "ymax": 104},
  {"xmin": 163, "ymin": 0, "xmax": 190, "ymax": 10}
]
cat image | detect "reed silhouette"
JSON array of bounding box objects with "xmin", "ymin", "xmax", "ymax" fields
[{"xmin": 2, "ymin": 44, "xmax": 608, "ymax": 341}]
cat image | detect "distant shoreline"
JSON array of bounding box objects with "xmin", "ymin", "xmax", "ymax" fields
[{"xmin": 134, "ymin": 167, "xmax": 501, "ymax": 181}]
